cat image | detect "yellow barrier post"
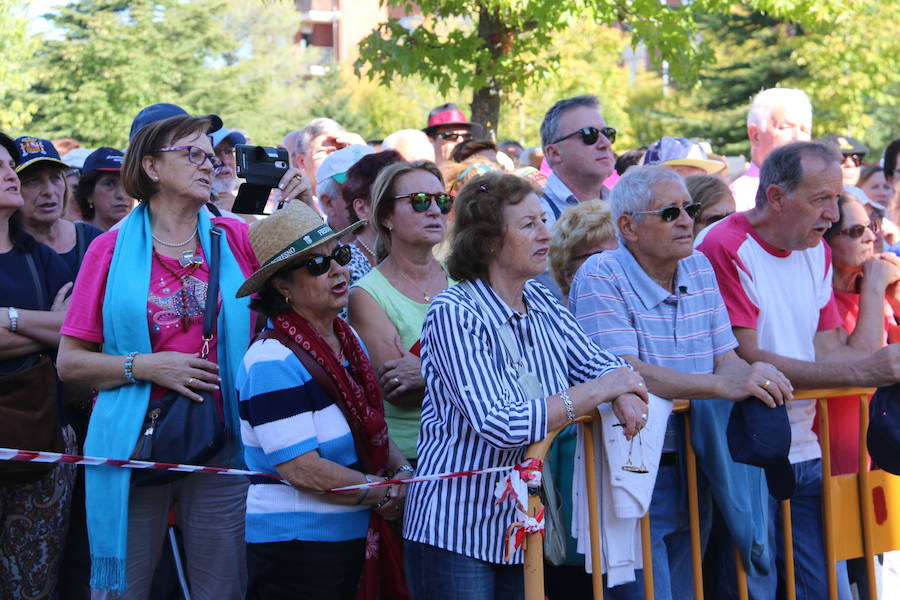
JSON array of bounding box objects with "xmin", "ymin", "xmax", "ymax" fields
[
  {"xmin": 781, "ymin": 500, "xmax": 796, "ymax": 600},
  {"xmin": 640, "ymin": 514, "xmax": 655, "ymax": 599},
  {"xmin": 817, "ymin": 397, "xmax": 838, "ymax": 600},
  {"xmin": 857, "ymin": 393, "xmax": 877, "ymax": 600},
  {"xmin": 682, "ymin": 412, "xmax": 704, "ymax": 600},
  {"xmin": 583, "ymin": 423, "xmax": 606, "ymax": 600},
  {"xmin": 733, "ymin": 548, "xmax": 749, "ymax": 600}
]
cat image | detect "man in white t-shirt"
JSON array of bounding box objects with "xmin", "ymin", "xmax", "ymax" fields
[
  {"xmin": 698, "ymin": 141, "xmax": 900, "ymax": 599},
  {"xmin": 731, "ymin": 89, "xmax": 812, "ymax": 212}
]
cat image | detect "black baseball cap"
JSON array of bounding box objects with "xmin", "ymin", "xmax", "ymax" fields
[
  {"xmin": 867, "ymin": 384, "xmax": 900, "ymax": 475},
  {"xmin": 727, "ymin": 397, "xmax": 796, "ymax": 500}
]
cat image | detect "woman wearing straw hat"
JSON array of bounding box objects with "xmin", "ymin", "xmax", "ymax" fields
[
  {"xmin": 56, "ymin": 114, "xmax": 307, "ymax": 597},
  {"xmin": 235, "ymin": 201, "xmax": 413, "ymax": 599}
]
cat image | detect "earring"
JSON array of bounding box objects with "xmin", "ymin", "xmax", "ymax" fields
[{"xmin": 284, "ymin": 296, "xmax": 291, "ymax": 304}]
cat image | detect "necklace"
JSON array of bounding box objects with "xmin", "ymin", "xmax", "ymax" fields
[
  {"xmin": 152, "ymin": 227, "xmax": 197, "ymax": 248},
  {"xmin": 397, "ymin": 262, "xmax": 444, "ymax": 303},
  {"xmin": 355, "ymin": 234, "xmax": 376, "ymax": 259},
  {"xmin": 153, "ymin": 246, "xmax": 204, "ymax": 329}
]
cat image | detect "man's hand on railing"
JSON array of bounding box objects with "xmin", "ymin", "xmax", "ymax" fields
[
  {"xmin": 717, "ymin": 361, "xmax": 793, "ymax": 407},
  {"xmin": 612, "ymin": 393, "xmax": 649, "ymax": 441}
]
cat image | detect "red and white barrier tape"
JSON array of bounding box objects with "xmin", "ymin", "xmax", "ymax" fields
[
  {"xmin": 492, "ymin": 457, "xmax": 545, "ymax": 561},
  {"xmin": 0, "ymin": 447, "xmax": 526, "ymax": 494}
]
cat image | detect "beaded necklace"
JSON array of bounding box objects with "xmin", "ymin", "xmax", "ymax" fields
[{"xmin": 153, "ymin": 245, "xmax": 204, "ymax": 329}]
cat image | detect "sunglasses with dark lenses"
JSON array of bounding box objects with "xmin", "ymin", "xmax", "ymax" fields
[
  {"xmin": 293, "ymin": 244, "xmax": 352, "ymax": 276},
  {"xmin": 633, "ymin": 202, "xmax": 702, "ymax": 222},
  {"xmin": 394, "ymin": 192, "xmax": 454, "ymax": 214},
  {"xmin": 840, "ymin": 221, "xmax": 879, "ymax": 239},
  {"xmin": 434, "ymin": 131, "xmax": 473, "ymax": 142},
  {"xmin": 702, "ymin": 212, "xmax": 733, "ymax": 226},
  {"xmin": 550, "ymin": 126, "xmax": 617, "ymax": 146},
  {"xmin": 842, "ymin": 154, "xmax": 863, "ymax": 167}
]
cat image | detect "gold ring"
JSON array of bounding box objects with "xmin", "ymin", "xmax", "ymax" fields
[{"xmin": 764, "ymin": 380, "xmax": 771, "ymax": 388}]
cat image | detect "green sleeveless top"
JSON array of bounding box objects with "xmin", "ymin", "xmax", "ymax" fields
[{"xmin": 352, "ymin": 267, "xmax": 455, "ymax": 459}]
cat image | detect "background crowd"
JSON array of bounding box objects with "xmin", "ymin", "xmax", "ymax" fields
[{"xmin": 0, "ymin": 85, "xmax": 898, "ymax": 600}]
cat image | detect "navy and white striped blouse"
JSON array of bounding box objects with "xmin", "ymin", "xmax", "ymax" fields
[{"xmin": 402, "ymin": 278, "xmax": 627, "ymax": 564}]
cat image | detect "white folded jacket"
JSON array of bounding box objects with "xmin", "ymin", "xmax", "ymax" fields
[{"xmin": 571, "ymin": 393, "xmax": 673, "ymax": 587}]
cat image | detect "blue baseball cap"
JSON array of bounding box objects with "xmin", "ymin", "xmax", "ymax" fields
[
  {"xmin": 82, "ymin": 147, "xmax": 125, "ymax": 175},
  {"xmin": 13, "ymin": 137, "xmax": 67, "ymax": 173},
  {"xmin": 128, "ymin": 103, "xmax": 223, "ymax": 141},
  {"xmin": 727, "ymin": 397, "xmax": 796, "ymax": 500},
  {"xmin": 867, "ymin": 384, "xmax": 900, "ymax": 475},
  {"xmin": 210, "ymin": 127, "xmax": 247, "ymax": 148}
]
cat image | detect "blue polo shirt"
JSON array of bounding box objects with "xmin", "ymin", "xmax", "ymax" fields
[{"xmin": 569, "ymin": 246, "xmax": 738, "ymax": 450}]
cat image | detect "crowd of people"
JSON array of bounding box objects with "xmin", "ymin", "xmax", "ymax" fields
[{"xmin": 0, "ymin": 85, "xmax": 898, "ymax": 600}]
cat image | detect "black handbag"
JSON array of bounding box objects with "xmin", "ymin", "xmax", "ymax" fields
[{"xmin": 131, "ymin": 227, "xmax": 226, "ymax": 486}]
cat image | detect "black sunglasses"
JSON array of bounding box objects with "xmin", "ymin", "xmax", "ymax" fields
[
  {"xmin": 434, "ymin": 131, "xmax": 473, "ymax": 142},
  {"xmin": 839, "ymin": 221, "xmax": 879, "ymax": 239},
  {"xmin": 550, "ymin": 126, "xmax": 616, "ymax": 146},
  {"xmin": 394, "ymin": 192, "xmax": 454, "ymax": 214},
  {"xmin": 293, "ymin": 244, "xmax": 352, "ymax": 276},
  {"xmin": 633, "ymin": 202, "xmax": 702, "ymax": 222},
  {"xmin": 573, "ymin": 250, "xmax": 605, "ymax": 262}
]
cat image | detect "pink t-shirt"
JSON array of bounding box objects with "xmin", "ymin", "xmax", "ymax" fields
[
  {"xmin": 61, "ymin": 218, "xmax": 259, "ymax": 408},
  {"xmin": 697, "ymin": 212, "xmax": 842, "ymax": 463}
]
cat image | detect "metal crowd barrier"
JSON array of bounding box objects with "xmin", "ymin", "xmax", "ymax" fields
[{"xmin": 523, "ymin": 388, "xmax": 900, "ymax": 600}]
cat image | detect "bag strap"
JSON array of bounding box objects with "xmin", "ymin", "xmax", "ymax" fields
[
  {"xmin": 202, "ymin": 227, "xmax": 222, "ymax": 355},
  {"xmin": 24, "ymin": 251, "xmax": 48, "ymax": 310},
  {"xmin": 75, "ymin": 222, "xmax": 87, "ymax": 271},
  {"xmin": 256, "ymin": 328, "xmax": 343, "ymax": 407},
  {"xmin": 458, "ymin": 281, "xmax": 524, "ymax": 366}
]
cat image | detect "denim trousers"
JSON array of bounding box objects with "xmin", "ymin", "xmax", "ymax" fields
[
  {"xmin": 765, "ymin": 458, "xmax": 851, "ymax": 600},
  {"xmin": 404, "ymin": 540, "xmax": 524, "ymax": 600}
]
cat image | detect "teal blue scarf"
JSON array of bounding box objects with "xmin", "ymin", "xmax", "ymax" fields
[{"xmin": 85, "ymin": 203, "xmax": 250, "ymax": 591}]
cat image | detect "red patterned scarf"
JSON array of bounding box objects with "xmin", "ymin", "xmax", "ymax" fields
[{"xmin": 274, "ymin": 312, "xmax": 389, "ymax": 473}]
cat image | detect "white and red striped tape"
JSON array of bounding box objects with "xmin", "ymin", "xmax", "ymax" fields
[{"xmin": 0, "ymin": 447, "xmax": 522, "ymax": 493}]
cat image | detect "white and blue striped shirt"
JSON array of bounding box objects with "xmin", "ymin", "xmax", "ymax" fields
[
  {"xmin": 237, "ymin": 335, "xmax": 370, "ymax": 544},
  {"xmin": 402, "ymin": 278, "xmax": 626, "ymax": 564}
]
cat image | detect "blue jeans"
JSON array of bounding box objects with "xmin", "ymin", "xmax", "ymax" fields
[
  {"xmin": 404, "ymin": 540, "xmax": 524, "ymax": 600},
  {"xmin": 766, "ymin": 459, "xmax": 851, "ymax": 600}
]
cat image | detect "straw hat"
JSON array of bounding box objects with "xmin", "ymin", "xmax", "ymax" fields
[{"xmin": 236, "ymin": 201, "xmax": 364, "ymax": 298}]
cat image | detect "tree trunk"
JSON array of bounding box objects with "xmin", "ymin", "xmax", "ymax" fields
[{"xmin": 470, "ymin": 5, "xmax": 504, "ymax": 140}]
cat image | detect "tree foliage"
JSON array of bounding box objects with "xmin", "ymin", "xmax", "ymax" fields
[
  {"xmin": 23, "ymin": 0, "xmax": 312, "ymax": 147},
  {"xmin": 356, "ymin": 0, "xmax": 854, "ymax": 137},
  {"xmin": 0, "ymin": 0, "xmax": 40, "ymax": 130}
]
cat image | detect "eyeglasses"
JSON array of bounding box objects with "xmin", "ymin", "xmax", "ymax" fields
[
  {"xmin": 293, "ymin": 244, "xmax": 352, "ymax": 276},
  {"xmin": 434, "ymin": 131, "xmax": 473, "ymax": 142},
  {"xmin": 157, "ymin": 145, "xmax": 224, "ymax": 173},
  {"xmin": 701, "ymin": 212, "xmax": 733, "ymax": 226},
  {"xmin": 839, "ymin": 221, "xmax": 879, "ymax": 239},
  {"xmin": 842, "ymin": 154, "xmax": 863, "ymax": 167},
  {"xmin": 394, "ymin": 192, "xmax": 454, "ymax": 214},
  {"xmin": 632, "ymin": 202, "xmax": 702, "ymax": 222},
  {"xmin": 573, "ymin": 250, "xmax": 605, "ymax": 262},
  {"xmin": 550, "ymin": 126, "xmax": 617, "ymax": 146}
]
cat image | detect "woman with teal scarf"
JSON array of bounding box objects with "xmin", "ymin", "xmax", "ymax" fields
[{"xmin": 57, "ymin": 114, "xmax": 262, "ymax": 598}]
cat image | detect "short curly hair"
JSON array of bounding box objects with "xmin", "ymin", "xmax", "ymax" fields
[
  {"xmin": 548, "ymin": 201, "xmax": 615, "ymax": 296},
  {"xmin": 446, "ymin": 171, "xmax": 536, "ymax": 282}
]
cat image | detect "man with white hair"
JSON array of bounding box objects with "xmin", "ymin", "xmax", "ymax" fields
[
  {"xmin": 382, "ymin": 129, "xmax": 436, "ymax": 162},
  {"xmin": 280, "ymin": 129, "xmax": 302, "ymax": 169},
  {"xmin": 315, "ymin": 144, "xmax": 374, "ymax": 232},
  {"xmin": 295, "ymin": 118, "xmax": 366, "ymax": 195},
  {"xmin": 732, "ymin": 88, "xmax": 812, "ymax": 211}
]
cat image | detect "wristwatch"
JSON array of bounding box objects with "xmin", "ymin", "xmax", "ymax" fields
[{"xmin": 6, "ymin": 307, "xmax": 18, "ymax": 332}]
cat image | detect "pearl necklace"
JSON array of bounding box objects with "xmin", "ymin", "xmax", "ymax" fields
[
  {"xmin": 152, "ymin": 227, "xmax": 197, "ymax": 247},
  {"xmin": 355, "ymin": 234, "xmax": 376, "ymax": 258}
]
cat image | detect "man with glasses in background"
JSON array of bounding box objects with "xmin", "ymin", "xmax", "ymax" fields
[
  {"xmin": 821, "ymin": 134, "xmax": 868, "ymax": 187},
  {"xmin": 539, "ymin": 95, "xmax": 616, "ymax": 229},
  {"xmin": 422, "ymin": 102, "xmax": 480, "ymax": 166}
]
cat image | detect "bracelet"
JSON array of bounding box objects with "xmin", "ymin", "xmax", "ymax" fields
[
  {"xmin": 390, "ymin": 464, "xmax": 415, "ymax": 479},
  {"xmin": 356, "ymin": 474, "xmax": 373, "ymax": 505},
  {"xmin": 373, "ymin": 483, "xmax": 392, "ymax": 509},
  {"xmin": 7, "ymin": 307, "xmax": 18, "ymax": 332},
  {"xmin": 560, "ymin": 389, "xmax": 575, "ymax": 423},
  {"xmin": 124, "ymin": 352, "xmax": 139, "ymax": 384}
]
